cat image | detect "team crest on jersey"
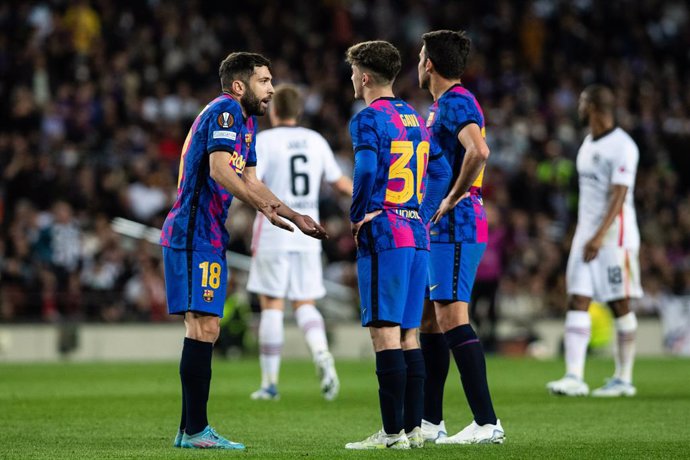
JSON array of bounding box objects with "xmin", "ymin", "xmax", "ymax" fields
[
  {"xmin": 245, "ymin": 133, "xmax": 253, "ymax": 148},
  {"xmin": 426, "ymin": 111, "xmax": 435, "ymax": 127},
  {"xmin": 217, "ymin": 112, "xmax": 234, "ymax": 128},
  {"xmin": 592, "ymin": 152, "xmax": 600, "ymax": 163},
  {"xmin": 203, "ymin": 289, "xmax": 214, "ymax": 302}
]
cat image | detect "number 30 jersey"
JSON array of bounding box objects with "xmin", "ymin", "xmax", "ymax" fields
[
  {"xmin": 350, "ymin": 97, "xmax": 442, "ymax": 256},
  {"xmin": 251, "ymin": 126, "xmax": 343, "ymax": 253}
]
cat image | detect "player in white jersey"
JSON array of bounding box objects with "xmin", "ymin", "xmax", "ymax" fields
[
  {"xmin": 247, "ymin": 84, "xmax": 352, "ymax": 401},
  {"xmin": 547, "ymin": 84, "xmax": 642, "ymax": 398}
]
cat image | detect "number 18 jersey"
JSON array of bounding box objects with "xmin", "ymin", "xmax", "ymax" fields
[
  {"xmin": 350, "ymin": 97, "xmax": 442, "ymax": 257},
  {"xmin": 251, "ymin": 126, "xmax": 343, "ymax": 253}
]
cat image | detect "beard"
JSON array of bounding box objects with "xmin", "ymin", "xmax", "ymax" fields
[
  {"xmin": 579, "ymin": 111, "xmax": 589, "ymax": 126},
  {"xmin": 241, "ymin": 87, "xmax": 265, "ymax": 116}
]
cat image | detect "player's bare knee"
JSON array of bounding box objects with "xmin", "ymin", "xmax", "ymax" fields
[
  {"xmin": 568, "ymin": 295, "xmax": 590, "ymax": 311},
  {"xmin": 435, "ymin": 301, "xmax": 470, "ymax": 332},
  {"xmin": 401, "ymin": 328, "xmax": 419, "ymax": 350},
  {"xmin": 420, "ymin": 303, "xmax": 442, "ymax": 333},
  {"xmin": 609, "ymin": 298, "xmax": 630, "ymax": 317}
]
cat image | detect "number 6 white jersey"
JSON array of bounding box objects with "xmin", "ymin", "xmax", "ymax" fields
[
  {"xmin": 573, "ymin": 127, "xmax": 640, "ymax": 250},
  {"xmin": 252, "ymin": 126, "xmax": 343, "ymax": 252}
]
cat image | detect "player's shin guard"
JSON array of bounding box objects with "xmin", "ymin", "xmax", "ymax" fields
[
  {"xmin": 295, "ymin": 304, "xmax": 329, "ymax": 356},
  {"xmin": 375, "ymin": 349, "xmax": 407, "ymax": 435},
  {"xmin": 444, "ymin": 325, "xmax": 497, "ymax": 426},
  {"xmin": 420, "ymin": 333, "xmax": 449, "ymax": 424},
  {"xmin": 180, "ymin": 338, "xmax": 213, "ymax": 436},
  {"xmin": 403, "ymin": 349, "xmax": 425, "ymax": 432},
  {"xmin": 614, "ymin": 312, "xmax": 637, "ymax": 383}
]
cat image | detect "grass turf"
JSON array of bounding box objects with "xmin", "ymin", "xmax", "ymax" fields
[{"xmin": 1, "ymin": 356, "xmax": 688, "ymax": 459}]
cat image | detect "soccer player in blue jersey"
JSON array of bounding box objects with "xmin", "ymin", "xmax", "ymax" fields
[
  {"xmin": 343, "ymin": 40, "xmax": 451, "ymax": 450},
  {"xmin": 416, "ymin": 30, "xmax": 505, "ymax": 444},
  {"xmin": 160, "ymin": 52, "xmax": 327, "ymax": 450}
]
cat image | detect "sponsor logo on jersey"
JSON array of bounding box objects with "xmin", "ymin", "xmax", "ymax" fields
[
  {"xmin": 429, "ymin": 284, "xmax": 439, "ymax": 291},
  {"xmin": 217, "ymin": 112, "xmax": 234, "ymax": 128},
  {"xmin": 203, "ymin": 289, "xmax": 215, "ymax": 302},
  {"xmin": 212, "ymin": 130, "xmax": 237, "ymax": 140},
  {"xmin": 228, "ymin": 150, "xmax": 247, "ymax": 174},
  {"xmin": 393, "ymin": 208, "xmax": 420, "ymax": 220}
]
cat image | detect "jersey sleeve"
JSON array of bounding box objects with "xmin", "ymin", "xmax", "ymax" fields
[
  {"xmin": 349, "ymin": 110, "xmax": 379, "ymax": 222},
  {"xmin": 320, "ymin": 136, "xmax": 343, "ymax": 183},
  {"xmin": 441, "ymin": 95, "xmax": 483, "ymax": 139},
  {"xmin": 350, "ymin": 109, "xmax": 379, "ymax": 156},
  {"xmin": 610, "ymin": 138, "xmax": 638, "ymax": 187},
  {"xmin": 206, "ymin": 101, "xmax": 243, "ymax": 155}
]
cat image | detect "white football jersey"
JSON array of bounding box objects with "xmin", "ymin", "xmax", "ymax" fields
[
  {"xmin": 252, "ymin": 126, "xmax": 342, "ymax": 252},
  {"xmin": 573, "ymin": 127, "xmax": 640, "ymax": 250}
]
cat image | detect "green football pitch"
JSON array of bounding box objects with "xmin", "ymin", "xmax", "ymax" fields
[{"xmin": 1, "ymin": 356, "xmax": 688, "ymax": 459}]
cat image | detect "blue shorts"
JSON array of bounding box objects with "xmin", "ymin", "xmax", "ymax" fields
[
  {"xmin": 428, "ymin": 243, "xmax": 486, "ymax": 302},
  {"xmin": 357, "ymin": 247, "xmax": 429, "ymax": 329},
  {"xmin": 162, "ymin": 247, "xmax": 227, "ymax": 317}
]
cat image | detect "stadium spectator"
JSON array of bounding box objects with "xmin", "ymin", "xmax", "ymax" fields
[{"xmin": 0, "ymin": 1, "xmax": 687, "ymax": 352}]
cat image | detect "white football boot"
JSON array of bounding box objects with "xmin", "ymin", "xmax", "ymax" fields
[
  {"xmin": 315, "ymin": 351, "xmax": 340, "ymax": 401},
  {"xmin": 421, "ymin": 419, "xmax": 447, "ymax": 443},
  {"xmin": 406, "ymin": 426, "xmax": 424, "ymax": 448},
  {"xmin": 591, "ymin": 378, "xmax": 637, "ymax": 397},
  {"xmin": 345, "ymin": 429, "xmax": 410, "ymax": 450},
  {"xmin": 436, "ymin": 419, "xmax": 505, "ymax": 445},
  {"xmin": 547, "ymin": 374, "xmax": 590, "ymax": 396}
]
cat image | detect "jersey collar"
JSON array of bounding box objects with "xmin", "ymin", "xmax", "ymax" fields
[{"xmin": 591, "ymin": 125, "xmax": 617, "ymax": 141}]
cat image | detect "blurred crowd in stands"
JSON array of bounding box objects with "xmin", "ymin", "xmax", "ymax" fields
[{"xmin": 1, "ymin": 0, "xmax": 689, "ymax": 351}]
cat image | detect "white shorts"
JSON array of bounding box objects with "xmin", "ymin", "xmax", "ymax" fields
[
  {"xmin": 566, "ymin": 245, "xmax": 643, "ymax": 303},
  {"xmin": 247, "ymin": 251, "xmax": 326, "ymax": 301}
]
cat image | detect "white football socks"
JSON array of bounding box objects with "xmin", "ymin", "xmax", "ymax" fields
[
  {"xmin": 614, "ymin": 312, "xmax": 637, "ymax": 384},
  {"xmin": 564, "ymin": 310, "xmax": 591, "ymax": 380},
  {"xmin": 295, "ymin": 304, "xmax": 329, "ymax": 358},
  {"xmin": 259, "ymin": 309, "xmax": 284, "ymax": 387}
]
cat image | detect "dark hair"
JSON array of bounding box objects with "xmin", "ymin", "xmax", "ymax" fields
[
  {"xmin": 421, "ymin": 30, "xmax": 471, "ymax": 79},
  {"xmin": 583, "ymin": 84, "xmax": 615, "ymax": 114},
  {"xmin": 219, "ymin": 52, "xmax": 272, "ymax": 91},
  {"xmin": 272, "ymin": 84, "xmax": 302, "ymax": 120},
  {"xmin": 345, "ymin": 40, "xmax": 401, "ymax": 84}
]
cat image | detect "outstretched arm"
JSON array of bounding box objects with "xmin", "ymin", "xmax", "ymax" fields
[
  {"xmin": 209, "ymin": 151, "xmax": 293, "ymax": 232},
  {"xmin": 242, "ymin": 166, "xmax": 328, "ymax": 240},
  {"xmin": 432, "ymin": 123, "xmax": 489, "ymax": 223}
]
